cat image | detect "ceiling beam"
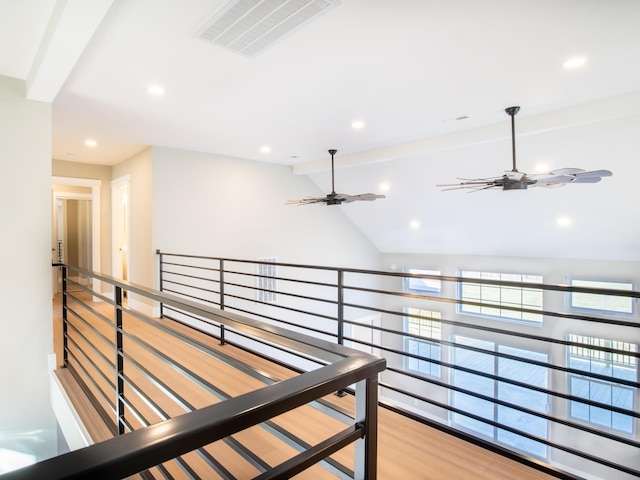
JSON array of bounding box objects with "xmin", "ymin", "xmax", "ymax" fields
[
  {"xmin": 27, "ymin": 0, "xmax": 114, "ymax": 102},
  {"xmin": 292, "ymin": 92, "xmax": 640, "ymax": 175}
]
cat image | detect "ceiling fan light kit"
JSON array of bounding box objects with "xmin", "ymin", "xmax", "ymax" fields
[
  {"xmin": 287, "ymin": 149, "xmax": 385, "ymax": 206},
  {"xmin": 437, "ymin": 106, "xmax": 613, "ymax": 192}
]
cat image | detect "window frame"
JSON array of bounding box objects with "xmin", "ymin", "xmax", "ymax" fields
[
  {"xmin": 403, "ymin": 267, "xmax": 442, "ymax": 294},
  {"xmin": 566, "ymin": 333, "xmax": 638, "ymax": 435},
  {"xmin": 450, "ymin": 335, "xmax": 550, "ymax": 459},
  {"xmin": 567, "ymin": 278, "xmax": 636, "ymax": 318},
  {"xmin": 457, "ymin": 270, "xmax": 544, "ymax": 325},
  {"xmin": 403, "ymin": 307, "xmax": 442, "ymax": 378}
]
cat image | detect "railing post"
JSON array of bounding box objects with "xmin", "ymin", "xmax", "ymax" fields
[
  {"xmin": 61, "ymin": 265, "xmax": 69, "ymax": 367},
  {"xmin": 337, "ymin": 269, "xmax": 344, "ymax": 346},
  {"xmin": 156, "ymin": 249, "xmax": 164, "ymax": 318},
  {"xmin": 114, "ymin": 285, "xmax": 126, "ymax": 435},
  {"xmin": 354, "ymin": 376, "xmax": 379, "ymax": 479},
  {"xmin": 219, "ymin": 259, "xmax": 225, "ymax": 310},
  {"xmin": 336, "ymin": 270, "xmax": 347, "ymax": 397}
]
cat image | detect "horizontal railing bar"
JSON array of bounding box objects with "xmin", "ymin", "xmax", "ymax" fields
[
  {"xmin": 159, "ymin": 251, "xmax": 640, "ymax": 298},
  {"xmin": 348, "ymin": 336, "xmax": 639, "ymax": 417},
  {"xmin": 254, "ymin": 425, "xmax": 362, "ymax": 480},
  {"xmin": 66, "ymin": 335, "xmax": 116, "ymax": 400},
  {"xmin": 212, "ymin": 303, "xmax": 338, "ymax": 338},
  {"xmin": 9, "ymin": 355, "xmax": 383, "ymax": 479},
  {"xmin": 343, "ymin": 290, "xmax": 638, "ymax": 327},
  {"xmin": 65, "ymin": 364, "xmax": 118, "ymax": 437},
  {"xmin": 65, "ymin": 265, "xmax": 351, "ymax": 365},
  {"xmin": 160, "ymin": 286, "xmax": 220, "ymax": 307},
  {"xmin": 342, "ymin": 305, "xmax": 640, "ymax": 358},
  {"xmin": 117, "ymin": 307, "xmax": 350, "ymax": 473}
]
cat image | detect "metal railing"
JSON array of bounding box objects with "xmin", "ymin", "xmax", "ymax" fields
[
  {"xmin": 15, "ymin": 264, "xmax": 385, "ymax": 479},
  {"xmin": 156, "ymin": 251, "xmax": 640, "ymax": 480}
]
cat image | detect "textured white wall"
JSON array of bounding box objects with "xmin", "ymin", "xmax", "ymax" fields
[
  {"xmin": 151, "ymin": 146, "xmax": 381, "ymax": 270},
  {"xmin": 0, "ymin": 76, "xmax": 57, "ymax": 461}
]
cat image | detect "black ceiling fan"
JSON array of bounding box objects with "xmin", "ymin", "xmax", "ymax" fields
[
  {"xmin": 437, "ymin": 106, "xmax": 613, "ymax": 192},
  {"xmin": 287, "ymin": 149, "xmax": 385, "ymax": 205}
]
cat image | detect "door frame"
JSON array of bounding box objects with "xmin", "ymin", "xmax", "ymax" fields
[{"xmin": 52, "ymin": 176, "xmax": 102, "ymax": 293}]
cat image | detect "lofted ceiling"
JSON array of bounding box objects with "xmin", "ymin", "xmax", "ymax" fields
[{"xmin": 2, "ymin": 0, "xmax": 640, "ymax": 261}]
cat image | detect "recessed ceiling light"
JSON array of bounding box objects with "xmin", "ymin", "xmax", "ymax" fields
[
  {"xmin": 535, "ymin": 163, "xmax": 550, "ymax": 173},
  {"xmin": 84, "ymin": 139, "xmax": 97, "ymax": 147},
  {"xmin": 351, "ymin": 120, "xmax": 365, "ymax": 130},
  {"xmin": 562, "ymin": 56, "xmax": 587, "ymax": 69},
  {"xmin": 409, "ymin": 220, "xmax": 421, "ymax": 230},
  {"xmin": 147, "ymin": 84, "xmax": 165, "ymax": 95},
  {"xmin": 260, "ymin": 145, "xmax": 271, "ymax": 154},
  {"xmin": 557, "ymin": 217, "xmax": 572, "ymax": 227},
  {"xmin": 379, "ymin": 182, "xmax": 390, "ymax": 192}
]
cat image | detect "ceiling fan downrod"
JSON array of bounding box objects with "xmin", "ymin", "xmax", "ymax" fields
[
  {"xmin": 505, "ymin": 106, "xmax": 520, "ymax": 172},
  {"xmin": 328, "ymin": 149, "xmax": 337, "ymax": 195}
]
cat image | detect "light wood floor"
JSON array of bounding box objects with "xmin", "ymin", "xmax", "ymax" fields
[{"xmin": 52, "ymin": 292, "xmax": 557, "ymax": 480}]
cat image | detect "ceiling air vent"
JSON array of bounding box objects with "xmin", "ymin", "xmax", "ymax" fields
[{"xmin": 195, "ymin": 0, "xmax": 340, "ymax": 57}]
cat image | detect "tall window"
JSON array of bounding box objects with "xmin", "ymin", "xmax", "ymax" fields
[
  {"xmin": 568, "ymin": 334, "xmax": 637, "ymax": 433},
  {"xmin": 404, "ymin": 268, "xmax": 441, "ymax": 293},
  {"xmin": 404, "ymin": 308, "xmax": 441, "ymax": 377},
  {"xmin": 451, "ymin": 336, "xmax": 549, "ymax": 458},
  {"xmin": 458, "ymin": 270, "xmax": 543, "ymax": 323},
  {"xmin": 569, "ymin": 279, "xmax": 634, "ymax": 315},
  {"xmin": 256, "ymin": 257, "xmax": 277, "ymax": 303}
]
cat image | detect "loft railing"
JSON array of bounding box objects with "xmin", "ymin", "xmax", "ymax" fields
[
  {"xmin": 14, "ymin": 264, "xmax": 385, "ymax": 479},
  {"xmin": 156, "ymin": 251, "xmax": 640, "ymax": 480}
]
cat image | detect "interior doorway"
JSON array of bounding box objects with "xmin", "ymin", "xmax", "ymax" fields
[
  {"xmin": 51, "ymin": 177, "xmax": 102, "ymax": 296},
  {"xmin": 54, "ymin": 195, "xmax": 93, "ymax": 291}
]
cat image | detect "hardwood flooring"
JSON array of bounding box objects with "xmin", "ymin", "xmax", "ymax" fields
[{"xmin": 52, "ymin": 292, "xmax": 556, "ymax": 479}]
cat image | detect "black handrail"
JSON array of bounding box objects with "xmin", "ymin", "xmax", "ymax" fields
[
  {"xmin": 31, "ymin": 264, "xmax": 385, "ymax": 480},
  {"xmin": 155, "ymin": 251, "xmax": 640, "ymax": 480}
]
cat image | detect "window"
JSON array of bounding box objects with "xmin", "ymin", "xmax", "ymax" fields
[
  {"xmin": 569, "ymin": 279, "xmax": 634, "ymax": 315},
  {"xmin": 404, "ymin": 268, "xmax": 441, "ymax": 293},
  {"xmin": 451, "ymin": 336, "xmax": 549, "ymax": 458},
  {"xmin": 256, "ymin": 257, "xmax": 277, "ymax": 303},
  {"xmin": 458, "ymin": 270, "xmax": 543, "ymax": 323},
  {"xmin": 567, "ymin": 334, "xmax": 637, "ymax": 433},
  {"xmin": 404, "ymin": 308, "xmax": 441, "ymax": 377}
]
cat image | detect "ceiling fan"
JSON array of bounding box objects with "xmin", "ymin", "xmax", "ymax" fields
[
  {"xmin": 287, "ymin": 149, "xmax": 385, "ymax": 205},
  {"xmin": 437, "ymin": 106, "xmax": 613, "ymax": 192}
]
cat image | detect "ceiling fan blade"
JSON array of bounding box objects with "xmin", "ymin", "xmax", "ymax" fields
[
  {"xmin": 570, "ymin": 176, "xmax": 602, "ymax": 184},
  {"xmin": 285, "ymin": 197, "xmax": 326, "ymax": 205},
  {"xmin": 573, "ymin": 169, "xmax": 613, "ymax": 179},
  {"xmin": 535, "ymin": 175, "xmax": 574, "ymax": 185},
  {"xmin": 549, "ymin": 168, "xmax": 585, "ymax": 175},
  {"xmin": 339, "ymin": 193, "xmax": 386, "ymax": 202}
]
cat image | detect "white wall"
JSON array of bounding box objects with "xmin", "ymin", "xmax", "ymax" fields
[
  {"xmin": 112, "ymin": 148, "xmax": 153, "ymax": 312},
  {"xmin": 151, "ymin": 146, "xmax": 381, "ymax": 270},
  {"xmin": 0, "ymin": 76, "xmax": 57, "ymax": 462}
]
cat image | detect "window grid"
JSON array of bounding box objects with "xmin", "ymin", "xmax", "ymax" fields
[
  {"xmin": 570, "ymin": 279, "xmax": 634, "ymax": 314},
  {"xmin": 405, "ymin": 308, "xmax": 442, "ymax": 378},
  {"xmin": 459, "ymin": 271, "xmax": 543, "ymax": 322},
  {"xmin": 567, "ymin": 334, "xmax": 637, "ymax": 433}
]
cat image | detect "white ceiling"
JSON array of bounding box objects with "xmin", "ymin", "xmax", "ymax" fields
[{"xmin": 2, "ymin": 0, "xmax": 640, "ymax": 260}]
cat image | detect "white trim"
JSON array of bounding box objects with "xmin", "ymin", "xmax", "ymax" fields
[{"xmin": 49, "ymin": 372, "xmax": 93, "ymax": 451}]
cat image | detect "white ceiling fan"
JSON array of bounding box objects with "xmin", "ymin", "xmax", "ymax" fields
[
  {"xmin": 287, "ymin": 149, "xmax": 385, "ymax": 205},
  {"xmin": 437, "ymin": 106, "xmax": 613, "ymax": 192}
]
